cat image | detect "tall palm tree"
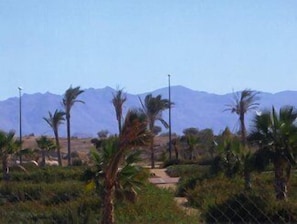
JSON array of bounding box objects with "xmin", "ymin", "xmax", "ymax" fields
[
  {"xmin": 139, "ymin": 94, "xmax": 171, "ymax": 168},
  {"xmin": 0, "ymin": 130, "xmax": 17, "ymax": 181},
  {"xmin": 43, "ymin": 109, "xmax": 65, "ymax": 166},
  {"xmin": 112, "ymin": 88, "xmax": 127, "ymax": 135},
  {"xmin": 225, "ymin": 89, "xmax": 260, "ymax": 146},
  {"xmin": 91, "ymin": 109, "xmax": 150, "ymax": 224},
  {"xmin": 249, "ymin": 106, "xmax": 297, "ymax": 200},
  {"xmin": 62, "ymin": 86, "xmax": 84, "ymax": 166},
  {"xmin": 36, "ymin": 136, "xmax": 55, "ymax": 167}
]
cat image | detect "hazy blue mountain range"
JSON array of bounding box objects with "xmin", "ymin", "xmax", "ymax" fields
[{"xmin": 1, "ymin": 86, "xmax": 297, "ymax": 137}]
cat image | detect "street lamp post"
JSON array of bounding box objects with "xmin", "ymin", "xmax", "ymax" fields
[
  {"xmin": 18, "ymin": 87, "xmax": 23, "ymax": 164},
  {"xmin": 168, "ymin": 74, "xmax": 172, "ymax": 160}
]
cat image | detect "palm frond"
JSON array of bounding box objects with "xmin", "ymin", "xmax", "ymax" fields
[{"xmin": 62, "ymin": 86, "xmax": 85, "ymax": 111}]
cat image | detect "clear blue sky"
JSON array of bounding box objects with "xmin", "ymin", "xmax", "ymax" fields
[{"xmin": 1, "ymin": 0, "xmax": 297, "ymax": 100}]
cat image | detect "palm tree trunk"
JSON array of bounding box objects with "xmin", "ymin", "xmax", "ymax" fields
[
  {"xmin": 19, "ymin": 154, "xmax": 23, "ymax": 165},
  {"xmin": 101, "ymin": 180, "xmax": 114, "ymax": 224},
  {"xmin": 41, "ymin": 149, "xmax": 46, "ymax": 167},
  {"xmin": 174, "ymin": 145, "xmax": 178, "ymax": 160},
  {"xmin": 274, "ymin": 158, "xmax": 288, "ymax": 200},
  {"xmin": 150, "ymin": 137, "xmax": 155, "ymax": 168},
  {"xmin": 244, "ymin": 169, "xmax": 252, "ymax": 190},
  {"xmin": 66, "ymin": 116, "xmax": 71, "ymax": 166},
  {"xmin": 117, "ymin": 117, "xmax": 121, "ymax": 136},
  {"xmin": 2, "ymin": 155, "xmax": 10, "ymax": 181},
  {"xmin": 54, "ymin": 131, "xmax": 62, "ymax": 166},
  {"xmin": 240, "ymin": 114, "xmax": 246, "ymax": 146}
]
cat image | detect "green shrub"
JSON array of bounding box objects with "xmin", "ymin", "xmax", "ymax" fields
[
  {"xmin": 186, "ymin": 176, "xmax": 243, "ymax": 210},
  {"xmin": 166, "ymin": 164, "xmax": 209, "ymax": 177},
  {"xmin": 71, "ymin": 151, "xmax": 79, "ymax": 158},
  {"xmin": 197, "ymin": 154, "xmax": 214, "ymax": 165},
  {"xmin": 72, "ymin": 158, "xmax": 83, "ymax": 166},
  {"xmin": 0, "ymin": 196, "xmax": 101, "ymax": 223},
  {"xmin": 9, "ymin": 166, "xmax": 85, "ymax": 183},
  {"xmin": 176, "ymin": 175, "xmax": 202, "ymax": 197},
  {"xmin": 115, "ymin": 184, "xmax": 197, "ymax": 224},
  {"xmin": 0, "ymin": 180, "xmax": 85, "ymax": 204},
  {"xmin": 165, "ymin": 164, "xmax": 211, "ymax": 197},
  {"xmin": 162, "ymin": 159, "xmax": 206, "ymax": 168},
  {"xmin": 162, "ymin": 159, "xmax": 181, "ymax": 167},
  {"xmin": 0, "ymin": 182, "xmax": 42, "ymax": 202},
  {"xmin": 41, "ymin": 181, "xmax": 83, "ymax": 205},
  {"xmin": 185, "ymin": 172, "xmax": 297, "ymax": 223},
  {"xmin": 0, "ymin": 181, "xmax": 196, "ymax": 223},
  {"xmin": 204, "ymin": 192, "xmax": 297, "ymax": 223}
]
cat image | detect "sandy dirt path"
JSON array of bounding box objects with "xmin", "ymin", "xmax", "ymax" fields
[{"xmin": 148, "ymin": 168, "xmax": 199, "ymax": 216}]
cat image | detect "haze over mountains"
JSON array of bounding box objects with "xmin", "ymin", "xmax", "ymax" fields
[{"xmin": 1, "ymin": 86, "xmax": 297, "ymax": 137}]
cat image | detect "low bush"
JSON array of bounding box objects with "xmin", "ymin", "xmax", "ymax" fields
[
  {"xmin": 185, "ymin": 172, "xmax": 297, "ymax": 223},
  {"xmin": 162, "ymin": 159, "xmax": 182, "ymax": 168},
  {"xmin": 165, "ymin": 164, "xmax": 211, "ymax": 197},
  {"xmin": 40, "ymin": 181, "xmax": 84, "ymax": 205},
  {"xmin": 176, "ymin": 175, "xmax": 203, "ymax": 197},
  {"xmin": 0, "ymin": 181, "xmax": 84, "ymax": 204},
  {"xmin": 0, "ymin": 181, "xmax": 196, "ymax": 223},
  {"xmin": 7, "ymin": 166, "xmax": 85, "ymax": 183},
  {"xmin": 72, "ymin": 158, "xmax": 83, "ymax": 166},
  {"xmin": 204, "ymin": 192, "xmax": 297, "ymax": 223},
  {"xmin": 166, "ymin": 164, "xmax": 209, "ymax": 177},
  {"xmin": 0, "ymin": 164, "xmax": 197, "ymax": 223},
  {"xmin": 0, "ymin": 196, "xmax": 101, "ymax": 223},
  {"xmin": 186, "ymin": 176, "xmax": 243, "ymax": 210},
  {"xmin": 0, "ymin": 182, "xmax": 42, "ymax": 202},
  {"xmin": 115, "ymin": 184, "xmax": 197, "ymax": 224}
]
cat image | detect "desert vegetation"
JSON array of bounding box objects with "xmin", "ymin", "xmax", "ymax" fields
[{"xmin": 1, "ymin": 87, "xmax": 297, "ymax": 223}]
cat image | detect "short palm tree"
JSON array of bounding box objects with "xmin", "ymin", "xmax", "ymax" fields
[
  {"xmin": 0, "ymin": 130, "xmax": 17, "ymax": 181},
  {"xmin": 225, "ymin": 89, "xmax": 260, "ymax": 146},
  {"xmin": 90, "ymin": 109, "xmax": 151, "ymax": 224},
  {"xmin": 43, "ymin": 109, "xmax": 65, "ymax": 166},
  {"xmin": 62, "ymin": 86, "xmax": 84, "ymax": 166},
  {"xmin": 139, "ymin": 94, "xmax": 171, "ymax": 168},
  {"xmin": 212, "ymin": 127, "xmax": 253, "ymax": 189},
  {"xmin": 184, "ymin": 134, "xmax": 199, "ymax": 160},
  {"xmin": 36, "ymin": 136, "xmax": 55, "ymax": 167},
  {"xmin": 112, "ymin": 88, "xmax": 127, "ymax": 135},
  {"xmin": 249, "ymin": 106, "xmax": 297, "ymax": 200}
]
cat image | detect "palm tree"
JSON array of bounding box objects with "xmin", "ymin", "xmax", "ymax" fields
[
  {"xmin": 43, "ymin": 109, "xmax": 65, "ymax": 166},
  {"xmin": 36, "ymin": 136, "xmax": 55, "ymax": 167},
  {"xmin": 62, "ymin": 86, "xmax": 84, "ymax": 166},
  {"xmin": 181, "ymin": 129, "xmax": 199, "ymax": 160},
  {"xmin": 90, "ymin": 109, "xmax": 150, "ymax": 224},
  {"xmin": 211, "ymin": 127, "xmax": 254, "ymax": 189},
  {"xmin": 225, "ymin": 89, "xmax": 260, "ymax": 146},
  {"xmin": 248, "ymin": 106, "xmax": 297, "ymax": 200},
  {"xmin": 139, "ymin": 94, "xmax": 171, "ymax": 168},
  {"xmin": 0, "ymin": 130, "xmax": 17, "ymax": 181},
  {"xmin": 112, "ymin": 88, "xmax": 127, "ymax": 135}
]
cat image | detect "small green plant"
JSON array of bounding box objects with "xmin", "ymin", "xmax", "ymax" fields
[{"xmin": 185, "ymin": 172, "xmax": 297, "ymax": 223}]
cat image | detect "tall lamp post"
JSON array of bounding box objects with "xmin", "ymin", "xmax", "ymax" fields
[
  {"xmin": 18, "ymin": 87, "xmax": 23, "ymax": 164},
  {"xmin": 168, "ymin": 74, "xmax": 172, "ymax": 160}
]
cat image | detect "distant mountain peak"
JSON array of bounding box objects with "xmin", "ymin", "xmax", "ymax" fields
[{"xmin": 0, "ymin": 86, "xmax": 296, "ymax": 137}]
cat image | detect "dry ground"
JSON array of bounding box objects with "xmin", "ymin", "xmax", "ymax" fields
[
  {"xmin": 22, "ymin": 135, "xmax": 198, "ymax": 215},
  {"xmin": 21, "ymin": 135, "xmax": 171, "ymax": 164}
]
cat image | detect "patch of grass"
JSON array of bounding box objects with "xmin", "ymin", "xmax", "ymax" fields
[
  {"xmin": 7, "ymin": 166, "xmax": 85, "ymax": 183},
  {"xmin": 115, "ymin": 184, "xmax": 198, "ymax": 224},
  {"xmin": 0, "ymin": 166, "xmax": 199, "ymax": 223}
]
